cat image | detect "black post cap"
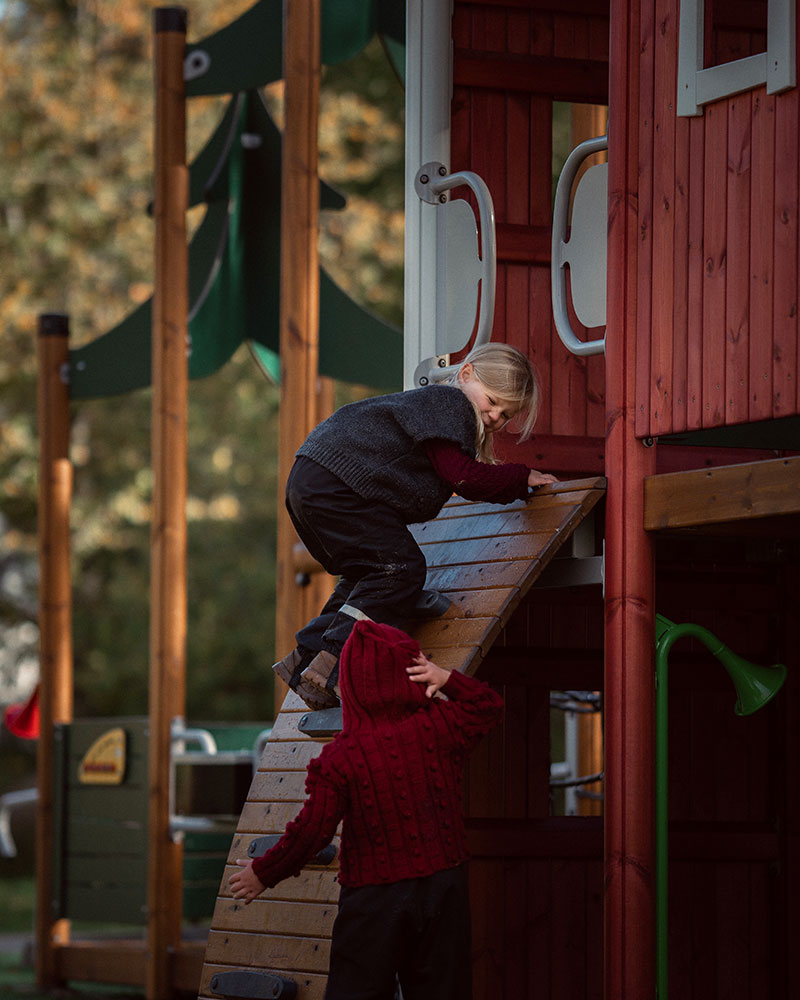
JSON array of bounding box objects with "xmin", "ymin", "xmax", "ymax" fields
[
  {"xmin": 154, "ymin": 7, "xmax": 187, "ymax": 33},
  {"xmin": 37, "ymin": 313, "xmax": 69, "ymax": 338}
]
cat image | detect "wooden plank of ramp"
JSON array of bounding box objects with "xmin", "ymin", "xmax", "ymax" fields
[
  {"xmin": 196, "ymin": 477, "xmax": 606, "ymax": 999},
  {"xmin": 411, "ymin": 477, "xmax": 606, "ymax": 676}
]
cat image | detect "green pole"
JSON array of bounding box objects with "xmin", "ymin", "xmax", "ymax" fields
[{"xmin": 654, "ymin": 615, "xmax": 786, "ymax": 1000}]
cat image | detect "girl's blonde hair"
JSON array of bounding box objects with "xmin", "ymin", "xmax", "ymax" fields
[{"xmin": 448, "ymin": 342, "xmax": 541, "ymax": 462}]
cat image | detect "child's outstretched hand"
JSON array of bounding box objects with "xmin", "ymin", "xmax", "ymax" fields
[
  {"xmin": 229, "ymin": 859, "xmax": 266, "ymax": 905},
  {"xmin": 407, "ymin": 652, "xmax": 450, "ymax": 698},
  {"xmin": 527, "ymin": 469, "xmax": 559, "ymax": 489}
]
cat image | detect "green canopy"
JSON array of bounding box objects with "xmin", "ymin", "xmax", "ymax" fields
[
  {"xmin": 69, "ymin": 91, "xmax": 401, "ymax": 398},
  {"xmin": 183, "ymin": 0, "xmax": 405, "ymax": 96}
]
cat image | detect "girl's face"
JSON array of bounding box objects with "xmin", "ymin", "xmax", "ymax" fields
[{"xmin": 457, "ymin": 364, "xmax": 517, "ymax": 433}]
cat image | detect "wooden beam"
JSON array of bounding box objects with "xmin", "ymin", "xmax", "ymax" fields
[
  {"xmin": 275, "ymin": 0, "xmax": 326, "ymax": 713},
  {"xmin": 454, "ymin": 51, "xmax": 609, "ymax": 103},
  {"xmin": 644, "ymin": 456, "xmax": 800, "ymax": 531},
  {"xmin": 35, "ymin": 314, "xmax": 74, "ymax": 989},
  {"xmin": 603, "ymin": 0, "xmax": 657, "ymax": 993},
  {"xmin": 148, "ymin": 9, "xmax": 188, "ymax": 1000}
]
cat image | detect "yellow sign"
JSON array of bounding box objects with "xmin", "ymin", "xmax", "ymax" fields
[{"xmin": 78, "ymin": 727, "xmax": 127, "ymax": 785}]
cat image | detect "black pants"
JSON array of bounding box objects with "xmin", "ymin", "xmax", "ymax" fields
[
  {"xmin": 325, "ymin": 866, "xmax": 472, "ymax": 1000},
  {"xmin": 286, "ymin": 457, "xmax": 428, "ymax": 657}
]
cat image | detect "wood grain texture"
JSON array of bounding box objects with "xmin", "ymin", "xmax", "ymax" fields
[{"xmin": 644, "ymin": 456, "xmax": 800, "ymax": 530}]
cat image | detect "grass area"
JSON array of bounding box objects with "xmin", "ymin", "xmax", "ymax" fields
[
  {"xmin": 0, "ymin": 878, "xmax": 145, "ymax": 998},
  {"xmin": 0, "ymin": 876, "xmax": 35, "ymax": 934}
]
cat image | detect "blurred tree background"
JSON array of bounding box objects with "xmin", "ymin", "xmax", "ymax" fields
[{"xmin": 0, "ymin": 0, "xmax": 404, "ymax": 754}]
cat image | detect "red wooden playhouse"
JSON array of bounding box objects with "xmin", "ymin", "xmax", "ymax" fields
[
  {"xmin": 201, "ymin": 3, "xmax": 799, "ymax": 999},
  {"xmin": 32, "ymin": 2, "xmax": 799, "ymax": 999}
]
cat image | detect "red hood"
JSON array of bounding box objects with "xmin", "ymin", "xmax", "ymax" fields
[{"xmin": 339, "ymin": 620, "xmax": 427, "ymax": 729}]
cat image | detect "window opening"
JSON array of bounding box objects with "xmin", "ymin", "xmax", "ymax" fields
[
  {"xmin": 677, "ymin": 0, "xmax": 795, "ymax": 116},
  {"xmin": 549, "ymin": 690, "xmax": 603, "ymax": 817}
]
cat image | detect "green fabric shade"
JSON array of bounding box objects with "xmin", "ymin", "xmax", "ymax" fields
[{"xmin": 69, "ymin": 90, "xmax": 401, "ymax": 399}]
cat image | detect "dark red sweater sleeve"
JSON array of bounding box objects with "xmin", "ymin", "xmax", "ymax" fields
[
  {"xmin": 250, "ymin": 756, "xmax": 345, "ymax": 888},
  {"xmin": 425, "ymin": 439, "xmax": 529, "ymax": 503},
  {"xmin": 436, "ymin": 668, "xmax": 505, "ymax": 748}
]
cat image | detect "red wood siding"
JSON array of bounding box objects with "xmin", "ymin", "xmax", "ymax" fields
[
  {"xmin": 468, "ymin": 586, "xmax": 605, "ymax": 1000},
  {"xmin": 635, "ymin": 0, "xmax": 800, "ymax": 438},
  {"xmin": 452, "ymin": 1, "xmax": 608, "ymax": 447}
]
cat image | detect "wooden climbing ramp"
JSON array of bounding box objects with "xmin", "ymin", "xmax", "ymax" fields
[{"xmin": 196, "ymin": 477, "xmax": 606, "ymax": 1000}]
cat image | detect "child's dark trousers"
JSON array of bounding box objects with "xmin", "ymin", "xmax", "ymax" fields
[
  {"xmin": 325, "ymin": 865, "xmax": 472, "ymax": 1000},
  {"xmin": 286, "ymin": 457, "xmax": 429, "ymax": 657}
]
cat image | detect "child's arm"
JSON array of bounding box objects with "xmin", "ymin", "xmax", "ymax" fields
[
  {"xmin": 425, "ymin": 440, "xmax": 557, "ymax": 503},
  {"xmin": 229, "ymin": 758, "xmax": 344, "ymax": 903},
  {"xmin": 410, "ymin": 652, "xmax": 505, "ymax": 745}
]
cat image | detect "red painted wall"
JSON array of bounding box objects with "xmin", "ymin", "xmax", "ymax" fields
[{"xmin": 635, "ymin": 0, "xmax": 800, "ymax": 438}]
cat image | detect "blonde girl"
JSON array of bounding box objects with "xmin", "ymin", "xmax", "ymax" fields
[{"xmin": 273, "ymin": 342, "xmax": 557, "ymax": 709}]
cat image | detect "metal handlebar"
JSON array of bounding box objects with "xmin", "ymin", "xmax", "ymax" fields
[
  {"xmin": 414, "ymin": 162, "xmax": 497, "ymax": 383},
  {"xmin": 551, "ymin": 135, "xmax": 608, "ymax": 357}
]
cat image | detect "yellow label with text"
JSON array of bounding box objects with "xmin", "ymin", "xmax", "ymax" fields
[{"xmin": 78, "ymin": 727, "xmax": 127, "ymax": 785}]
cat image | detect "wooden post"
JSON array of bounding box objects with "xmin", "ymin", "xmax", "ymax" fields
[
  {"xmin": 275, "ymin": 0, "xmax": 327, "ymax": 710},
  {"xmin": 571, "ymin": 104, "xmax": 607, "ymax": 818},
  {"xmin": 35, "ymin": 313, "xmax": 74, "ymax": 989},
  {"xmin": 604, "ymin": 0, "xmax": 657, "ymax": 996},
  {"xmin": 148, "ymin": 9, "xmax": 188, "ymax": 999}
]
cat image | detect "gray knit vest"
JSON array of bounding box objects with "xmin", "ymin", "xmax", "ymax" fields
[{"xmin": 297, "ymin": 385, "xmax": 478, "ymax": 523}]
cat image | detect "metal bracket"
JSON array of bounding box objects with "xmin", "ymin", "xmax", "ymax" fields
[
  {"xmin": 413, "ymin": 161, "xmax": 497, "ymax": 385},
  {"xmin": 534, "ymin": 513, "xmax": 604, "ymax": 589},
  {"xmin": 297, "ymin": 707, "xmax": 343, "ymax": 738},
  {"xmin": 209, "ymin": 970, "xmax": 298, "ymax": 999},
  {"xmin": 248, "ymin": 834, "xmax": 336, "ymax": 866}
]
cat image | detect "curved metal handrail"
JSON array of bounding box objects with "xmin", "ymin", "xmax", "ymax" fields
[
  {"xmin": 414, "ymin": 162, "xmax": 497, "ymax": 383},
  {"xmin": 551, "ymin": 135, "xmax": 608, "ymax": 357}
]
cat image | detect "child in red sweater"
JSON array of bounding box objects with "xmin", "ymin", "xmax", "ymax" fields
[{"xmin": 230, "ymin": 619, "xmax": 504, "ymax": 1000}]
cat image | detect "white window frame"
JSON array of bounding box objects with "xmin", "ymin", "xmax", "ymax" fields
[{"xmin": 678, "ymin": 0, "xmax": 796, "ymax": 116}]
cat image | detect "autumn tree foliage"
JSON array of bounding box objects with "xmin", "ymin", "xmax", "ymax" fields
[{"xmin": 0, "ymin": 0, "xmax": 404, "ymax": 724}]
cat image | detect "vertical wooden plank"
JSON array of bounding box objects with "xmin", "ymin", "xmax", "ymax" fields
[
  {"xmin": 724, "ymin": 91, "xmax": 752, "ymax": 426},
  {"xmin": 605, "ymin": 0, "xmax": 658, "ymax": 996},
  {"xmin": 649, "ymin": 0, "xmax": 677, "ymax": 436},
  {"xmin": 527, "ymin": 686, "xmax": 551, "ymax": 818},
  {"xmin": 686, "ymin": 114, "xmax": 706, "ymax": 430},
  {"xmin": 550, "ymin": 860, "xmax": 587, "ymax": 1000},
  {"xmin": 714, "ymin": 864, "xmax": 749, "ymax": 998},
  {"xmin": 701, "ymin": 100, "xmax": 728, "ymax": 427},
  {"xmin": 506, "ymin": 74, "xmax": 532, "ymax": 363},
  {"xmin": 688, "ymin": 860, "xmax": 716, "ymax": 997},
  {"xmin": 673, "ymin": 109, "xmax": 690, "ymax": 431},
  {"xmin": 550, "ymin": 16, "xmax": 591, "ymax": 438},
  {"xmin": 502, "ymin": 861, "xmax": 529, "ymax": 999},
  {"xmin": 783, "ymin": 563, "xmax": 800, "ymax": 1000},
  {"xmin": 502, "ymin": 681, "xmax": 529, "ymax": 821},
  {"xmin": 749, "ymin": 91, "xmax": 775, "ymax": 422},
  {"xmin": 148, "ymin": 11, "xmax": 188, "ymax": 998},
  {"xmin": 35, "ymin": 315, "xmax": 74, "ymax": 989},
  {"xmin": 275, "ymin": 0, "xmax": 321, "ymax": 709},
  {"xmin": 634, "ymin": 0, "xmax": 655, "ymax": 439},
  {"xmin": 773, "ymin": 85, "xmax": 798, "ymax": 416},
  {"xmin": 527, "ymin": 861, "xmax": 553, "ymax": 998}
]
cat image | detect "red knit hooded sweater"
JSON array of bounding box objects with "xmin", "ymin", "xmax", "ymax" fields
[{"xmin": 251, "ymin": 620, "xmax": 504, "ymax": 889}]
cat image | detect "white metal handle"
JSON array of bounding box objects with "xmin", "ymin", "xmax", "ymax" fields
[
  {"xmin": 551, "ymin": 135, "xmax": 608, "ymax": 357},
  {"xmin": 415, "ymin": 162, "xmax": 496, "ymax": 383}
]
